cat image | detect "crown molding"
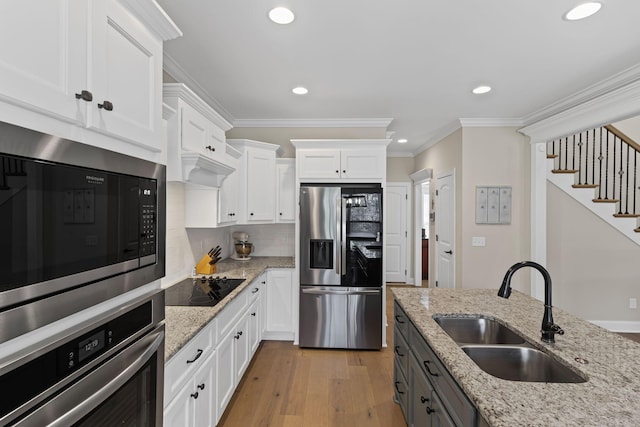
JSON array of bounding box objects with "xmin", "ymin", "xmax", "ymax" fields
[
  {"xmin": 121, "ymin": 0, "xmax": 182, "ymax": 40},
  {"xmin": 163, "ymin": 53, "xmax": 235, "ymax": 123},
  {"xmin": 459, "ymin": 118, "xmax": 524, "ymax": 127},
  {"xmin": 387, "ymin": 151, "xmax": 414, "ymax": 158},
  {"xmin": 522, "ymin": 62, "xmax": 640, "ymax": 126},
  {"xmin": 232, "ymin": 118, "xmax": 393, "ymax": 128},
  {"xmin": 519, "ymin": 78, "xmax": 640, "ymax": 143},
  {"xmin": 163, "ymin": 83, "xmax": 232, "ymax": 131}
]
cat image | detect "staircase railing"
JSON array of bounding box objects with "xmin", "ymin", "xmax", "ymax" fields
[{"xmin": 548, "ymin": 125, "xmax": 640, "ymax": 222}]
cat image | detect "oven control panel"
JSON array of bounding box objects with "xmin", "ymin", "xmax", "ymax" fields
[{"xmin": 139, "ymin": 178, "xmax": 157, "ymax": 258}]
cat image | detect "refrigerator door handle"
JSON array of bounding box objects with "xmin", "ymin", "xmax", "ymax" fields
[
  {"xmin": 336, "ymin": 197, "xmax": 342, "ymax": 275},
  {"xmin": 301, "ymin": 288, "xmax": 381, "ymax": 295},
  {"xmin": 340, "ymin": 197, "xmax": 347, "ymax": 275}
]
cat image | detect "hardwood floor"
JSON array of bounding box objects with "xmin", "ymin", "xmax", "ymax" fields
[{"xmin": 218, "ymin": 288, "xmax": 407, "ymax": 427}]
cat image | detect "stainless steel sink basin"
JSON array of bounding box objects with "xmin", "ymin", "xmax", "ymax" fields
[
  {"xmin": 433, "ymin": 315, "xmax": 526, "ymax": 345},
  {"xmin": 461, "ymin": 345, "xmax": 587, "ymax": 383}
]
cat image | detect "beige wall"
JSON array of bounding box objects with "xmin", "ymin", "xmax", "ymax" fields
[
  {"xmin": 547, "ymin": 183, "xmax": 640, "ymax": 321},
  {"xmin": 226, "ymin": 127, "xmax": 387, "ymax": 158},
  {"xmin": 387, "ymin": 157, "xmax": 415, "ymax": 182},
  {"xmin": 460, "ymin": 127, "xmax": 531, "ymax": 292},
  {"xmin": 613, "ymin": 115, "xmax": 640, "ymax": 142}
]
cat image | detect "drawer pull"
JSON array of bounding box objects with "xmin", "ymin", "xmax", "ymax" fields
[
  {"xmin": 394, "ymin": 345, "xmax": 405, "ymax": 357},
  {"xmin": 423, "ymin": 360, "xmax": 439, "ymax": 376},
  {"xmin": 252, "ymin": 288, "xmax": 259, "ymax": 293},
  {"xmin": 420, "ymin": 396, "xmax": 429, "ymax": 404},
  {"xmin": 186, "ymin": 349, "xmax": 203, "ymax": 364},
  {"xmin": 394, "ymin": 315, "xmax": 405, "ymax": 324},
  {"xmin": 190, "ymin": 392, "xmax": 199, "ymax": 399},
  {"xmin": 394, "ymin": 381, "xmax": 404, "ymax": 395}
]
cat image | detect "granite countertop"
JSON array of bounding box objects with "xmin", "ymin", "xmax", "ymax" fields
[
  {"xmin": 391, "ymin": 287, "xmax": 640, "ymax": 427},
  {"xmin": 164, "ymin": 256, "xmax": 294, "ymax": 362}
]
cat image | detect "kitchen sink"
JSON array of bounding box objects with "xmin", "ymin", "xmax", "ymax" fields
[
  {"xmin": 433, "ymin": 315, "xmax": 526, "ymax": 345},
  {"xmin": 461, "ymin": 345, "xmax": 587, "ymax": 383}
]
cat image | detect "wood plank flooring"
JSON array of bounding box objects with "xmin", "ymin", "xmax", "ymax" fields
[{"xmin": 218, "ymin": 287, "xmax": 407, "ymax": 427}]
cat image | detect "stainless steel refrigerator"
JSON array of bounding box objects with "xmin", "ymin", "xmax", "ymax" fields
[{"xmin": 299, "ymin": 184, "xmax": 382, "ymax": 349}]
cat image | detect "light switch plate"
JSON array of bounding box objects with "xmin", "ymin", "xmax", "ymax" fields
[{"xmin": 472, "ymin": 236, "xmax": 486, "ymax": 247}]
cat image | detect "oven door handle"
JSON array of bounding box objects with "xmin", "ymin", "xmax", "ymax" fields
[{"xmin": 14, "ymin": 328, "xmax": 164, "ymax": 427}]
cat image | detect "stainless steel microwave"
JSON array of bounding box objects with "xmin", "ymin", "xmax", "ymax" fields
[{"xmin": 0, "ymin": 121, "xmax": 165, "ymax": 342}]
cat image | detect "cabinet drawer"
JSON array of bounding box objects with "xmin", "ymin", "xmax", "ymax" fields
[
  {"xmin": 409, "ymin": 322, "xmax": 476, "ymax": 427},
  {"xmin": 216, "ymin": 290, "xmax": 248, "ymax": 342},
  {"xmin": 165, "ymin": 321, "xmax": 214, "ymax": 401},
  {"xmin": 393, "ymin": 301, "xmax": 409, "ymax": 341},
  {"xmin": 394, "ymin": 326, "xmax": 410, "ymax": 378}
]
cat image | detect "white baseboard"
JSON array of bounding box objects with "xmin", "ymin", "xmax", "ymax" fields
[
  {"xmin": 262, "ymin": 331, "xmax": 294, "ymax": 341},
  {"xmin": 588, "ymin": 320, "xmax": 640, "ymax": 333}
]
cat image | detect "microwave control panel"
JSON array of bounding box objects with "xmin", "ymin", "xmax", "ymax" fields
[{"xmin": 139, "ymin": 179, "xmax": 157, "ymax": 257}]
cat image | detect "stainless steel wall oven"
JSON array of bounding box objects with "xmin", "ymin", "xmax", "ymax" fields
[
  {"xmin": 0, "ymin": 120, "xmax": 166, "ymax": 344},
  {"xmin": 0, "ymin": 291, "xmax": 165, "ymax": 426}
]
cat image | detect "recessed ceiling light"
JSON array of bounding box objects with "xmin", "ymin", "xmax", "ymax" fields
[
  {"xmin": 269, "ymin": 7, "xmax": 295, "ymax": 24},
  {"xmin": 472, "ymin": 85, "xmax": 492, "ymax": 95},
  {"xmin": 292, "ymin": 86, "xmax": 308, "ymax": 95},
  {"xmin": 397, "ymin": 138, "xmax": 408, "ymax": 144},
  {"xmin": 564, "ymin": 2, "xmax": 602, "ymax": 21}
]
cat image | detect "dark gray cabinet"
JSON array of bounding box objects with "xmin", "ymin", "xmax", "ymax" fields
[{"xmin": 394, "ymin": 301, "xmax": 477, "ymax": 427}]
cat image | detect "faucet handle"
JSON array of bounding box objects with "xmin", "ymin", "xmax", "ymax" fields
[{"xmin": 551, "ymin": 324, "xmax": 564, "ymax": 335}]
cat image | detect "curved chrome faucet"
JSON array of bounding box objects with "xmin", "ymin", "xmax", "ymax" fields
[{"xmin": 498, "ymin": 261, "xmax": 564, "ymax": 343}]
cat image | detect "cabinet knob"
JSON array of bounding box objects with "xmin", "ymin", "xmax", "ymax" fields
[
  {"xmin": 190, "ymin": 392, "xmax": 199, "ymax": 399},
  {"xmin": 97, "ymin": 100, "xmax": 113, "ymax": 111},
  {"xmin": 251, "ymin": 312, "xmax": 256, "ymax": 316},
  {"xmin": 335, "ymin": 170, "xmax": 339, "ymax": 174},
  {"xmin": 197, "ymin": 383, "xmax": 205, "ymax": 390},
  {"xmin": 343, "ymin": 170, "xmax": 346, "ymax": 173},
  {"xmin": 426, "ymin": 407, "xmax": 435, "ymax": 414},
  {"xmin": 420, "ymin": 396, "xmax": 429, "ymax": 404},
  {"xmin": 205, "ymin": 145, "xmax": 215, "ymax": 152},
  {"xmin": 75, "ymin": 90, "xmax": 93, "ymax": 102},
  {"xmin": 234, "ymin": 334, "xmax": 240, "ymax": 339},
  {"xmin": 250, "ymin": 213, "xmax": 254, "ymax": 216},
  {"xmin": 279, "ymin": 212, "xmax": 283, "ymax": 216}
]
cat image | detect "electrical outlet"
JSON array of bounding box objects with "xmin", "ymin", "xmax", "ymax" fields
[
  {"xmin": 630, "ymin": 298, "xmax": 637, "ymax": 309},
  {"xmin": 472, "ymin": 236, "xmax": 486, "ymax": 247}
]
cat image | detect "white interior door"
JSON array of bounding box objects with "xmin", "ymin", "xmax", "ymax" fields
[
  {"xmin": 435, "ymin": 172, "xmax": 455, "ymax": 288},
  {"xmin": 385, "ymin": 184, "xmax": 408, "ymax": 283}
]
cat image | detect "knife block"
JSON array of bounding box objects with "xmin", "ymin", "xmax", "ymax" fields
[{"xmin": 195, "ymin": 254, "xmax": 217, "ymax": 275}]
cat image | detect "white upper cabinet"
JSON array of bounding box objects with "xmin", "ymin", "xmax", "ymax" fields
[
  {"xmin": 0, "ymin": 0, "xmax": 180, "ymax": 153},
  {"xmin": 227, "ymin": 139, "xmax": 279, "ymax": 224},
  {"xmin": 292, "ymin": 140, "xmax": 390, "ymax": 182},
  {"xmin": 217, "ymin": 145, "xmax": 242, "ymax": 225},
  {"xmin": 164, "ymin": 84, "xmax": 234, "ymax": 187},
  {"xmin": 276, "ymin": 159, "xmax": 296, "ymax": 223},
  {"xmin": 0, "ymin": 0, "xmax": 87, "ymax": 125}
]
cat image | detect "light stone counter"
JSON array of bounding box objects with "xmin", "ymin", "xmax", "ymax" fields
[
  {"xmin": 164, "ymin": 256, "xmax": 294, "ymax": 362},
  {"xmin": 391, "ymin": 287, "xmax": 640, "ymax": 427}
]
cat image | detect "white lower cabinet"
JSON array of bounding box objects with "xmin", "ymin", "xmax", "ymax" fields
[
  {"xmin": 165, "ymin": 351, "xmax": 216, "ymax": 427},
  {"xmin": 264, "ymin": 269, "xmax": 294, "ymax": 340},
  {"xmin": 165, "ymin": 269, "xmax": 293, "ymax": 425}
]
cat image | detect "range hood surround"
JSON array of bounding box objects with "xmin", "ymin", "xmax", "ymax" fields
[{"xmin": 180, "ymin": 151, "xmax": 235, "ymax": 188}]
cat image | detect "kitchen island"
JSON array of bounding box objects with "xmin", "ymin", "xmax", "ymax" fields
[
  {"xmin": 391, "ymin": 287, "xmax": 640, "ymax": 426},
  {"xmin": 164, "ymin": 256, "xmax": 294, "ymax": 361}
]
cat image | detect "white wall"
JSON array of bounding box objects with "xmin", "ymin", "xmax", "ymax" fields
[{"xmin": 229, "ymin": 224, "xmax": 295, "ymax": 257}]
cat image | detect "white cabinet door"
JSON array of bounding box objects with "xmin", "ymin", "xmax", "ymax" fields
[
  {"xmin": 265, "ymin": 269, "xmax": 293, "ymax": 335},
  {"xmin": 0, "ymin": 0, "xmax": 87, "ymax": 124},
  {"xmin": 276, "ymin": 159, "xmax": 296, "ymax": 222},
  {"xmin": 164, "ymin": 380, "xmax": 194, "ymax": 427},
  {"xmin": 297, "ymin": 150, "xmax": 341, "ymax": 179},
  {"xmin": 215, "ymin": 328, "xmax": 235, "ymax": 419},
  {"xmin": 246, "ymin": 149, "xmax": 276, "ymax": 222},
  {"xmin": 340, "ymin": 149, "xmax": 385, "ymax": 179},
  {"xmin": 193, "ymin": 352, "xmax": 216, "ymax": 427},
  {"xmin": 218, "ymin": 168, "xmax": 239, "ymax": 224},
  {"xmin": 89, "ymin": 0, "xmax": 163, "ymax": 148},
  {"xmin": 234, "ymin": 314, "xmax": 250, "ymax": 381},
  {"xmin": 247, "ymin": 299, "xmax": 260, "ymax": 355},
  {"xmin": 180, "ymin": 105, "xmax": 209, "ymax": 155}
]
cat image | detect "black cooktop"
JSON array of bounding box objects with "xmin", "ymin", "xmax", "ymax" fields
[{"xmin": 165, "ymin": 276, "xmax": 246, "ymax": 307}]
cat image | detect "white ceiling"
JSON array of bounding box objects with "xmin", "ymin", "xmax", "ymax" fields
[{"xmin": 157, "ymin": 0, "xmax": 640, "ymax": 155}]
